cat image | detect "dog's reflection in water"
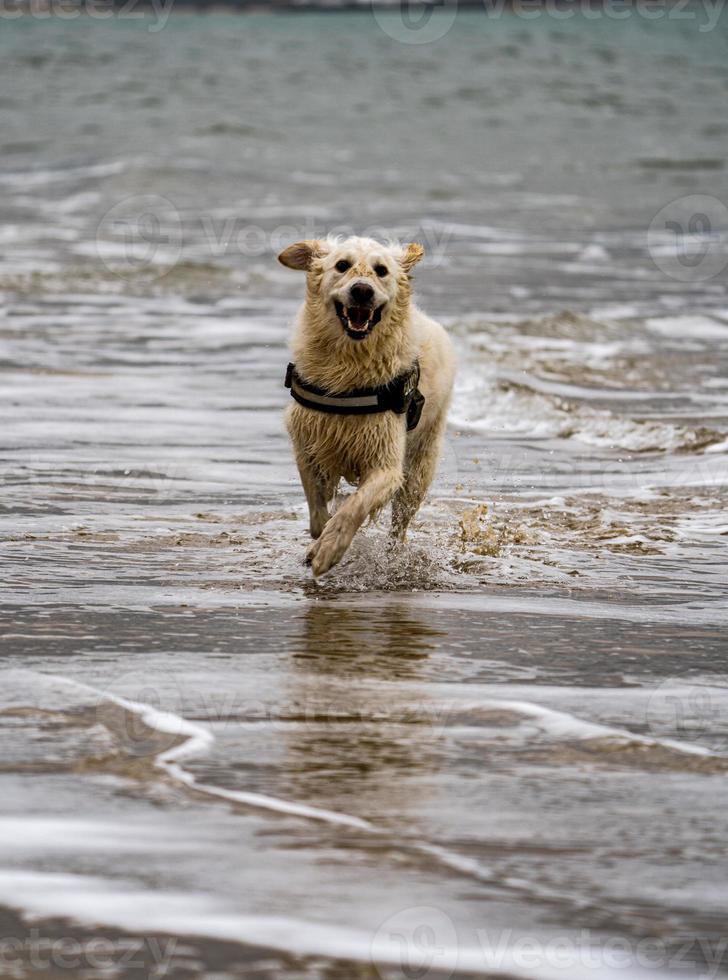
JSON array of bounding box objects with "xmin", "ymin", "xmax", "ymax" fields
[
  {"xmin": 279, "ymin": 601, "xmax": 448, "ymax": 813},
  {"xmin": 293, "ymin": 600, "xmax": 443, "ymax": 678}
]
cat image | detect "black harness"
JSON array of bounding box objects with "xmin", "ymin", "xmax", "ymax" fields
[{"xmin": 285, "ymin": 361, "xmax": 425, "ymax": 432}]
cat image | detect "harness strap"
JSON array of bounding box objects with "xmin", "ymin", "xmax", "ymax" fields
[{"xmin": 285, "ymin": 362, "xmax": 425, "ymax": 432}]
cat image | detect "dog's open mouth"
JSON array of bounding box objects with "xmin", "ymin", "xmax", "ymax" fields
[{"xmin": 334, "ymin": 300, "xmax": 384, "ymax": 340}]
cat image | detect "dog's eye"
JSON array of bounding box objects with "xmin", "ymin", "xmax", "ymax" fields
[
  {"xmin": 335, "ymin": 259, "xmax": 351, "ymax": 273},
  {"xmin": 374, "ymin": 264, "xmax": 388, "ymax": 278}
]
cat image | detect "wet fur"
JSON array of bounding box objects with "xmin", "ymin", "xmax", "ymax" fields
[{"xmin": 280, "ymin": 236, "xmax": 455, "ymax": 577}]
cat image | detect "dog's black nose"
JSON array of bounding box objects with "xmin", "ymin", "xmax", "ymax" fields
[{"xmin": 349, "ymin": 282, "xmax": 374, "ymax": 305}]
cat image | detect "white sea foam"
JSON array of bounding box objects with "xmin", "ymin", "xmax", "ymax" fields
[
  {"xmin": 0, "ymin": 870, "xmax": 703, "ymax": 980},
  {"xmin": 497, "ymin": 371, "xmax": 659, "ymax": 403},
  {"xmin": 3, "ymin": 669, "xmax": 719, "ymax": 830},
  {"xmin": 370, "ymin": 675, "xmax": 721, "ymax": 760},
  {"xmin": 481, "ymin": 697, "xmax": 715, "ymax": 757},
  {"xmin": 674, "ymin": 511, "xmax": 728, "ymax": 537},
  {"xmin": 645, "ymin": 316, "xmax": 728, "ymax": 340},
  {"xmin": 451, "ymin": 361, "xmax": 724, "ymax": 453},
  {"xmin": 588, "ymin": 304, "xmax": 642, "ymax": 320},
  {"xmin": 0, "ymin": 818, "xmax": 203, "ymax": 856},
  {"xmin": 451, "ymin": 381, "xmax": 712, "ymax": 453},
  {"xmin": 0, "ymin": 667, "xmax": 723, "ymax": 977},
  {"xmin": 0, "ymin": 669, "xmax": 373, "ymax": 832},
  {"xmin": 578, "ymin": 244, "xmax": 610, "ymax": 261},
  {"xmin": 703, "ymin": 437, "xmax": 728, "ymax": 455},
  {"xmin": 0, "ymin": 160, "xmax": 126, "ymax": 189}
]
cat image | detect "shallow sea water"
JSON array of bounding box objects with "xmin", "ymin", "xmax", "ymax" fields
[{"xmin": 1, "ymin": 11, "xmax": 728, "ymax": 979}]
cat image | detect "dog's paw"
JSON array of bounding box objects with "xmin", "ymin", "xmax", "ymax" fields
[{"xmin": 309, "ymin": 512, "xmax": 355, "ymax": 577}]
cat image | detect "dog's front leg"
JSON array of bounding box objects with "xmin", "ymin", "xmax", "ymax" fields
[
  {"xmin": 391, "ymin": 415, "xmax": 447, "ymax": 542},
  {"xmin": 307, "ymin": 467, "xmax": 403, "ymax": 577},
  {"xmin": 294, "ymin": 450, "xmax": 331, "ymax": 539}
]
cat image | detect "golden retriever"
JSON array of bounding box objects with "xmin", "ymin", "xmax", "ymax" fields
[{"xmin": 279, "ymin": 235, "xmax": 455, "ymax": 577}]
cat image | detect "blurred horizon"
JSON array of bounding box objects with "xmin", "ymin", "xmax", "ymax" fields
[{"xmin": 3, "ymin": 0, "xmax": 728, "ymax": 14}]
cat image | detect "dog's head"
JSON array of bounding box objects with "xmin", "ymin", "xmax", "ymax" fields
[{"xmin": 278, "ymin": 236, "xmax": 424, "ymax": 342}]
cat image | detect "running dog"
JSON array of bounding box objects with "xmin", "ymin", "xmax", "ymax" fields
[{"xmin": 279, "ymin": 235, "xmax": 455, "ymax": 577}]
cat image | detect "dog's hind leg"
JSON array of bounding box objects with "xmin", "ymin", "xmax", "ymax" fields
[
  {"xmin": 391, "ymin": 418, "xmax": 446, "ymax": 542},
  {"xmin": 294, "ymin": 451, "xmax": 332, "ymax": 539},
  {"xmin": 307, "ymin": 466, "xmax": 403, "ymax": 576}
]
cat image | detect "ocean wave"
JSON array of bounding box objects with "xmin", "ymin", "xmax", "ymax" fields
[
  {"xmin": 443, "ymin": 696, "xmax": 723, "ymax": 767},
  {"xmin": 0, "ymin": 869, "xmax": 704, "ymax": 980},
  {"xmin": 0, "ymin": 669, "xmax": 372, "ymax": 831},
  {"xmin": 645, "ymin": 315, "xmax": 728, "ymax": 341},
  {"xmin": 1, "ymin": 666, "xmax": 725, "ymax": 966},
  {"xmin": 452, "ymin": 374, "xmax": 725, "ymax": 454},
  {"xmin": 3, "ymin": 668, "xmax": 723, "ymax": 808},
  {"xmin": 0, "ymin": 160, "xmax": 126, "ymax": 189},
  {"xmin": 448, "ymin": 310, "xmax": 728, "ymax": 454}
]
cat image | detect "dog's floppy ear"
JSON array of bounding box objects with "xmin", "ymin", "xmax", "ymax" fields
[
  {"xmin": 277, "ymin": 240, "xmax": 326, "ymax": 272},
  {"xmin": 399, "ymin": 242, "xmax": 425, "ymax": 272}
]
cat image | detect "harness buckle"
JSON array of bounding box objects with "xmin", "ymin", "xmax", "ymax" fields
[{"xmin": 382, "ymin": 364, "xmax": 420, "ymax": 416}]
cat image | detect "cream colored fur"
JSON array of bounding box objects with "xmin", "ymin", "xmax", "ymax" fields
[{"xmin": 279, "ymin": 235, "xmax": 455, "ymax": 577}]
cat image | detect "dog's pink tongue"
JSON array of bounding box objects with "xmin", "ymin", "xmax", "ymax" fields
[{"xmin": 348, "ymin": 307, "xmax": 370, "ymax": 330}]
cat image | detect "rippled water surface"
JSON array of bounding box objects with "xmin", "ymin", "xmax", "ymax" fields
[{"xmin": 1, "ymin": 12, "xmax": 728, "ymax": 979}]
